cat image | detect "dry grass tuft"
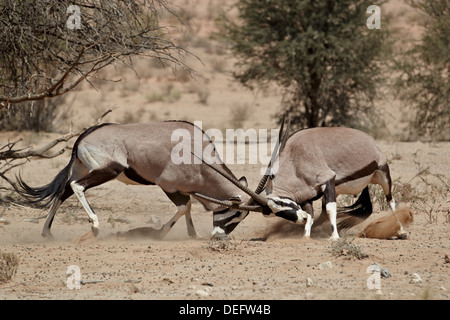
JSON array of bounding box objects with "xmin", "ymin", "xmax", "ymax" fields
[
  {"xmin": 330, "ymin": 235, "xmax": 368, "ymax": 260},
  {"xmin": 0, "ymin": 251, "xmax": 20, "ymax": 283}
]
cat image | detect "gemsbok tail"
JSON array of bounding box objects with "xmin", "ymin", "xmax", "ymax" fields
[
  {"xmin": 335, "ymin": 186, "xmax": 373, "ymax": 231},
  {"xmin": 16, "ymin": 123, "xmax": 112, "ymax": 209},
  {"xmin": 16, "ymin": 154, "xmax": 75, "ymax": 209},
  {"xmin": 337, "ymin": 186, "xmax": 373, "ymax": 218}
]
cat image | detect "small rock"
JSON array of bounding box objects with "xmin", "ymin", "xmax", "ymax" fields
[
  {"xmin": 318, "ymin": 261, "xmax": 333, "ymax": 270},
  {"xmin": 0, "ymin": 218, "xmax": 10, "ymax": 225},
  {"xmin": 410, "ymin": 273, "xmax": 422, "ymax": 284},
  {"xmin": 371, "ymin": 263, "xmax": 391, "ymax": 278},
  {"xmin": 196, "ymin": 289, "xmax": 209, "ymax": 297},
  {"xmin": 162, "ymin": 277, "xmax": 174, "ymax": 284},
  {"xmin": 202, "ymin": 282, "xmax": 214, "ymax": 287},
  {"xmin": 114, "ymin": 217, "xmax": 133, "ymax": 224},
  {"xmin": 306, "ymin": 277, "xmax": 314, "ymax": 287}
]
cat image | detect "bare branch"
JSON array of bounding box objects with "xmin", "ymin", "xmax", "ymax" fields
[{"xmin": 0, "ymin": 0, "xmax": 196, "ymax": 108}]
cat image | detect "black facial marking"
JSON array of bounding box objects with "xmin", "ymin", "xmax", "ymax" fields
[
  {"xmin": 274, "ymin": 210, "xmax": 299, "ymax": 223},
  {"xmin": 213, "ymin": 210, "xmax": 243, "ymax": 234}
]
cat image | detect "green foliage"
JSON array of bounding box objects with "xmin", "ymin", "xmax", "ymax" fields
[
  {"xmin": 220, "ymin": 0, "xmax": 390, "ymax": 129},
  {"xmin": 394, "ymin": 0, "xmax": 450, "ymax": 140}
]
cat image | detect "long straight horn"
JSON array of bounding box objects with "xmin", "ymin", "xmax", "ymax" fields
[
  {"xmin": 191, "ymin": 192, "xmax": 264, "ymax": 212},
  {"xmin": 191, "ymin": 152, "xmax": 269, "ymax": 206},
  {"xmin": 254, "ymin": 113, "xmax": 291, "ymax": 195}
]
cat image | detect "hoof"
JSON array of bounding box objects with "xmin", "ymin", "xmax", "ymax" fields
[
  {"xmin": 387, "ymin": 233, "xmax": 408, "ymax": 240},
  {"xmin": 92, "ymin": 226, "xmax": 99, "ymax": 237},
  {"xmin": 189, "ymin": 233, "xmax": 201, "ymax": 240},
  {"xmin": 41, "ymin": 232, "xmax": 54, "ymax": 240},
  {"xmin": 328, "ymin": 234, "xmax": 340, "ymax": 241},
  {"xmin": 210, "ymin": 231, "xmax": 229, "ymax": 241},
  {"xmin": 398, "ymin": 233, "xmax": 408, "ymax": 240}
]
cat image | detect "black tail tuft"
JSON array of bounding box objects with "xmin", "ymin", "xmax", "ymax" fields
[
  {"xmin": 15, "ymin": 122, "xmax": 114, "ymax": 209},
  {"xmin": 337, "ymin": 186, "xmax": 373, "ymax": 218},
  {"xmin": 16, "ymin": 158, "xmax": 74, "ymax": 209}
]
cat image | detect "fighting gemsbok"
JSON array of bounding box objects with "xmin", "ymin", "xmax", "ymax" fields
[
  {"xmin": 200, "ymin": 122, "xmax": 401, "ymax": 241},
  {"xmin": 16, "ymin": 120, "xmax": 307, "ymax": 239}
]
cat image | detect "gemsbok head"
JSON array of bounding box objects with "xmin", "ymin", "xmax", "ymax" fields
[{"xmin": 16, "ymin": 120, "xmax": 307, "ymax": 240}]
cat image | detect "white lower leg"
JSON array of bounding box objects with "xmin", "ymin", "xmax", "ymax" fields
[
  {"xmin": 70, "ymin": 181, "xmax": 99, "ymax": 231},
  {"xmin": 388, "ymin": 197, "xmax": 406, "ymax": 237},
  {"xmin": 326, "ymin": 202, "xmax": 339, "ymax": 241},
  {"xmin": 389, "ymin": 198, "xmax": 396, "ymax": 211},
  {"xmin": 304, "ymin": 214, "xmax": 313, "ymax": 238}
]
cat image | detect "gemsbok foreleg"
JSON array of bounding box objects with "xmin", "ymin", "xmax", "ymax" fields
[
  {"xmin": 322, "ymin": 177, "xmax": 339, "ymax": 241},
  {"xmin": 302, "ymin": 202, "xmax": 314, "ymax": 239},
  {"xmin": 158, "ymin": 191, "xmax": 198, "ymax": 239}
]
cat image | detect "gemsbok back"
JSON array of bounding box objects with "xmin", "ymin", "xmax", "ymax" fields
[
  {"xmin": 203, "ymin": 124, "xmax": 402, "ymax": 241},
  {"xmin": 16, "ymin": 120, "xmax": 307, "ymax": 240}
]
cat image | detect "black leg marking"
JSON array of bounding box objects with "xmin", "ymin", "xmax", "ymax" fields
[
  {"xmin": 76, "ymin": 162, "xmax": 125, "ymax": 190},
  {"xmin": 324, "ymin": 178, "xmax": 336, "ymax": 204},
  {"xmin": 165, "ymin": 191, "xmax": 191, "ymax": 207},
  {"xmin": 161, "ymin": 191, "xmax": 198, "ymax": 238},
  {"xmin": 124, "ymin": 167, "xmax": 155, "ymax": 185},
  {"xmin": 302, "ymin": 202, "xmax": 314, "ymax": 219}
]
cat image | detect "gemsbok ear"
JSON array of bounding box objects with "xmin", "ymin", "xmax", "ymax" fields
[
  {"xmin": 265, "ymin": 178, "xmax": 273, "ymax": 195},
  {"xmin": 238, "ymin": 176, "xmax": 248, "ymax": 187},
  {"xmin": 228, "ymin": 196, "xmax": 242, "ymax": 204}
]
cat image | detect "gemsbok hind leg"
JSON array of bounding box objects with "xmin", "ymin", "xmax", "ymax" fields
[
  {"xmin": 372, "ymin": 163, "xmax": 407, "ymax": 239},
  {"xmin": 42, "ymin": 184, "xmax": 74, "ymax": 239},
  {"xmin": 42, "ymin": 158, "xmax": 89, "ymax": 239},
  {"xmin": 70, "ymin": 162, "xmax": 125, "ymax": 237}
]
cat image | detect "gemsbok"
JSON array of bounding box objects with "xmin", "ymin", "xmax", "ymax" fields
[
  {"xmin": 16, "ymin": 120, "xmax": 307, "ymax": 240},
  {"xmin": 200, "ymin": 124, "xmax": 402, "ymax": 241}
]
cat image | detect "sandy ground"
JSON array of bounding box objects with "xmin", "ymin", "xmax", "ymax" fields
[
  {"xmin": 0, "ymin": 140, "xmax": 449, "ymax": 301},
  {"xmin": 1, "ymin": 0, "xmax": 449, "ymax": 302}
]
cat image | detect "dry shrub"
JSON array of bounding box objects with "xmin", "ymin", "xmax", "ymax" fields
[
  {"xmin": 393, "ymin": 161, "xmax": 449, "ymax": 224},
  {"xmin": 329, "ymin": 235, "xmax": 368, "ymax": 260},
  {"xmin": 205, "ymin": 237, "xmax": 237, "ymax": 252},
  {"xmin": 0, "ymin": 251, "xmax": 20, "ymax": 283}
]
